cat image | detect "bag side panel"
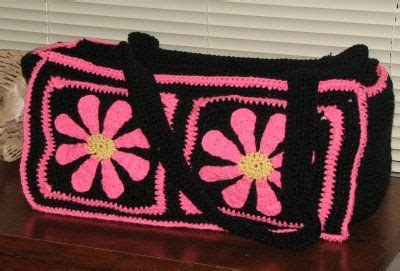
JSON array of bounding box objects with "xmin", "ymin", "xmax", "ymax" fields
[{"xmin": 352, "ymin": 76, "xmax": 394, "ymax": 222}]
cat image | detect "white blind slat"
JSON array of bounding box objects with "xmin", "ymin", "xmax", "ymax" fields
[
  {"xmin": 48, "ymin": 14, "xmax": 206, "ymax": 36},
  {"xmin": 0, "ymin": 7, "xmax": 46, "ymax": 22},
  {"xmin": 74, "ymin": 0, "xmax": 205, "ymax": 12},
  {"xmin": 0, "ymin": 18, "xmax": 46, "ymax": 34},
  {"xmin": 49, "ymin": 2, "xmax": 204, "ymax": 24},
  {"xmin": 393, "ymin": 150, "xmax": 400, "ymax": 161},
  {"xmin": 208, "ymin": 1, "xmax": 394, "ymax": 25},
  {"xmin": 0, "ymin": 0, "xmax": 44, "ymax": 11},
  {"xmin": 0, "ymin": 29, "xmax": 46, "ymax": 45},
  {"xmin": 216, "ymin": 0, "xmax": 394, "ymax": 13}
]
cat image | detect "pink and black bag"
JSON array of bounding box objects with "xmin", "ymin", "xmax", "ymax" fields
[{"xmin": 20, "ymin": 32, "xmax": 394, "ymax": 250}]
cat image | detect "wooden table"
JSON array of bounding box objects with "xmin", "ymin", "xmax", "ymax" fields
[{"xmin": 0, "ymin": 161, "xmax": 399, "ymax": 271}]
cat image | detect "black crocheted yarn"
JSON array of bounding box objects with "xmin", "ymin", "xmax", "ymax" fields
[{"xmin": 20, "ymin": 32, "xmax": 394, "ymax": 250}]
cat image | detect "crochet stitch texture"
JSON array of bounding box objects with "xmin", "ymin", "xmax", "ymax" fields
[{"xmin": 20, "ymin": 32, "xmax": 394, "ymax": 250}]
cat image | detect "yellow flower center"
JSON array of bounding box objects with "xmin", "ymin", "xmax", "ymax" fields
[
  {"xmin": 87, "ymin": 134, "xmax": 116, "ymax": 160},
  {"xmin": 238, "ymin": 152, "xmax": 274, "ymax": 180}
]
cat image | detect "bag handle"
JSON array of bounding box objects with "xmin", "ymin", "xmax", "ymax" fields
[{"xmin": 121, "ymin": 42, "xmax": 321, "ymax": 250}]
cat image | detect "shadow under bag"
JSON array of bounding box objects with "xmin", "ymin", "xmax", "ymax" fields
[{"xmin": 20, "ymin": 32, "xmax": 394, "ymax": 250}]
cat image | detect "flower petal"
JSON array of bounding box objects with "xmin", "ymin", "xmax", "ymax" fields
[
  {"xmin": 268, "ymin": 170, "xmax": 282, "ymax": 188},
  {"xmin": 256, "ymin": 180, "xmax": 282, "ymax": 216},
  {"xmin": 222, "ymin": 176, "xmax": 252, "ymax": 209},
  {"xmin": 102, "ymin": 100, "xmax": 132, "ymax": 138},
  {"xmin": 271, "ymin": 152, "xmax": 283, "ymax": 168},
  {"xmin": 78, "ymin": 95, "xmax": 100, "ymax": 135},
  {"xmin": 202, "ymin": 130, "xmax": 242, "ymax": 163},
  {"xmin": 230, "ymin": 108, "xmax": 256, "ymax": 153},
  {"xmin": 259, "ymin": 113, "xmax": 286, "ymax": 155},
  {"xmin": 55, "ymin": 143, "xmax": 88, "ymax": 165},
  {"xmin": 101, "ymin": 159, "xmax": 124, "ymax": 199},
  {"xmin": 199, "ymin": 165, "xmax": 242, "ymax": 182},
  {"xmin": 55, "ymin": 113, "xmax": 88, "ymax": 141},
  {"xmin": 114, "ymin": 128, "xmax": 150, "ymax": 149},
  {"xmin": 71, "ymin": 157, "xmax": 98, "ymax": 193},
  {"xmin": 112, "ymin": 150, "xmax": 150, "ymax": 181}
]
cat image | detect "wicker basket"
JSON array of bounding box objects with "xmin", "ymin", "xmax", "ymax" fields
[{"xmin": 0, "ymin": 49, "xmax": 27, "ymax": 162}]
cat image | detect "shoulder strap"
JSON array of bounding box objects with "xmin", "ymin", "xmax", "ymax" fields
[{"xmin": 121, "ymin": 42, "xmax": 321, "ymax": 250}]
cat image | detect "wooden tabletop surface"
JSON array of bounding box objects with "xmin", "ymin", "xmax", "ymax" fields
[{"xmin": 0, "ymin": 161, "xmax": 399, "ymax": 271}]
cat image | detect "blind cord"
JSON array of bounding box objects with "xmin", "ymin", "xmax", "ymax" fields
[
  {"xmin": 204, "ymin": 0, "xmax": 210, "ymax": 54},
  {"xmin": 389, "ymin": 0, "xmax": 398, "ymax": 75},
  {"xmin": 44, "ymin": 0, "xmax": 50, "ymax": 45}
]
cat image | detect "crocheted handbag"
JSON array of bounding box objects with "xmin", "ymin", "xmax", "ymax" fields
[{"xmin": 20, "ymin": 32, "xmax": 394, "ymax": 251}]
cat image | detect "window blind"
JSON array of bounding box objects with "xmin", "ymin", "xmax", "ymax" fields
[{"xmin": 0, "ymin": 0, "xmax": 399, "ymax": 174}]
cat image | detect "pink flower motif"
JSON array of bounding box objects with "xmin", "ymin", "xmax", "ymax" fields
[
  {"xmin": 199, "ymin": 108, "xmax": 286, "ymax": 216},
  {"xmin": 54, "ymin": 95, "xmax": 150, "ymax": 199}
]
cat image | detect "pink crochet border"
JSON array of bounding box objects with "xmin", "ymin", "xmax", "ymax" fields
[
  {"xmin": 33, "ymin": 38, "xmax": 118, "ymax": 54},
  {"xmin": 155, "ymin": 74, "xmax": 288, "ymax": 91},
  {"xmin": 179, "ymin": 192, "xmax": 202, "ymax": 215},
  {"xmin": 219, "ymin": 207, "xmax": 303, "ymax": 230},
  {"xmin": 24, "ymin": 43, "xmax": 389, "ymax": 239},
  {"xmin": 317, "ymin": 106, "xmax": 344, "ymax": 230},
  {"xmin": 36, "ymin": 46, "xmax": 388, "ymax": 98},
  {"xmin": 38, "ymin": 76, "xmax": 166, "ymax": 215},
  {"xmin": 160, "ymin": 92, "xmax": 179, "ymax": 128}
]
